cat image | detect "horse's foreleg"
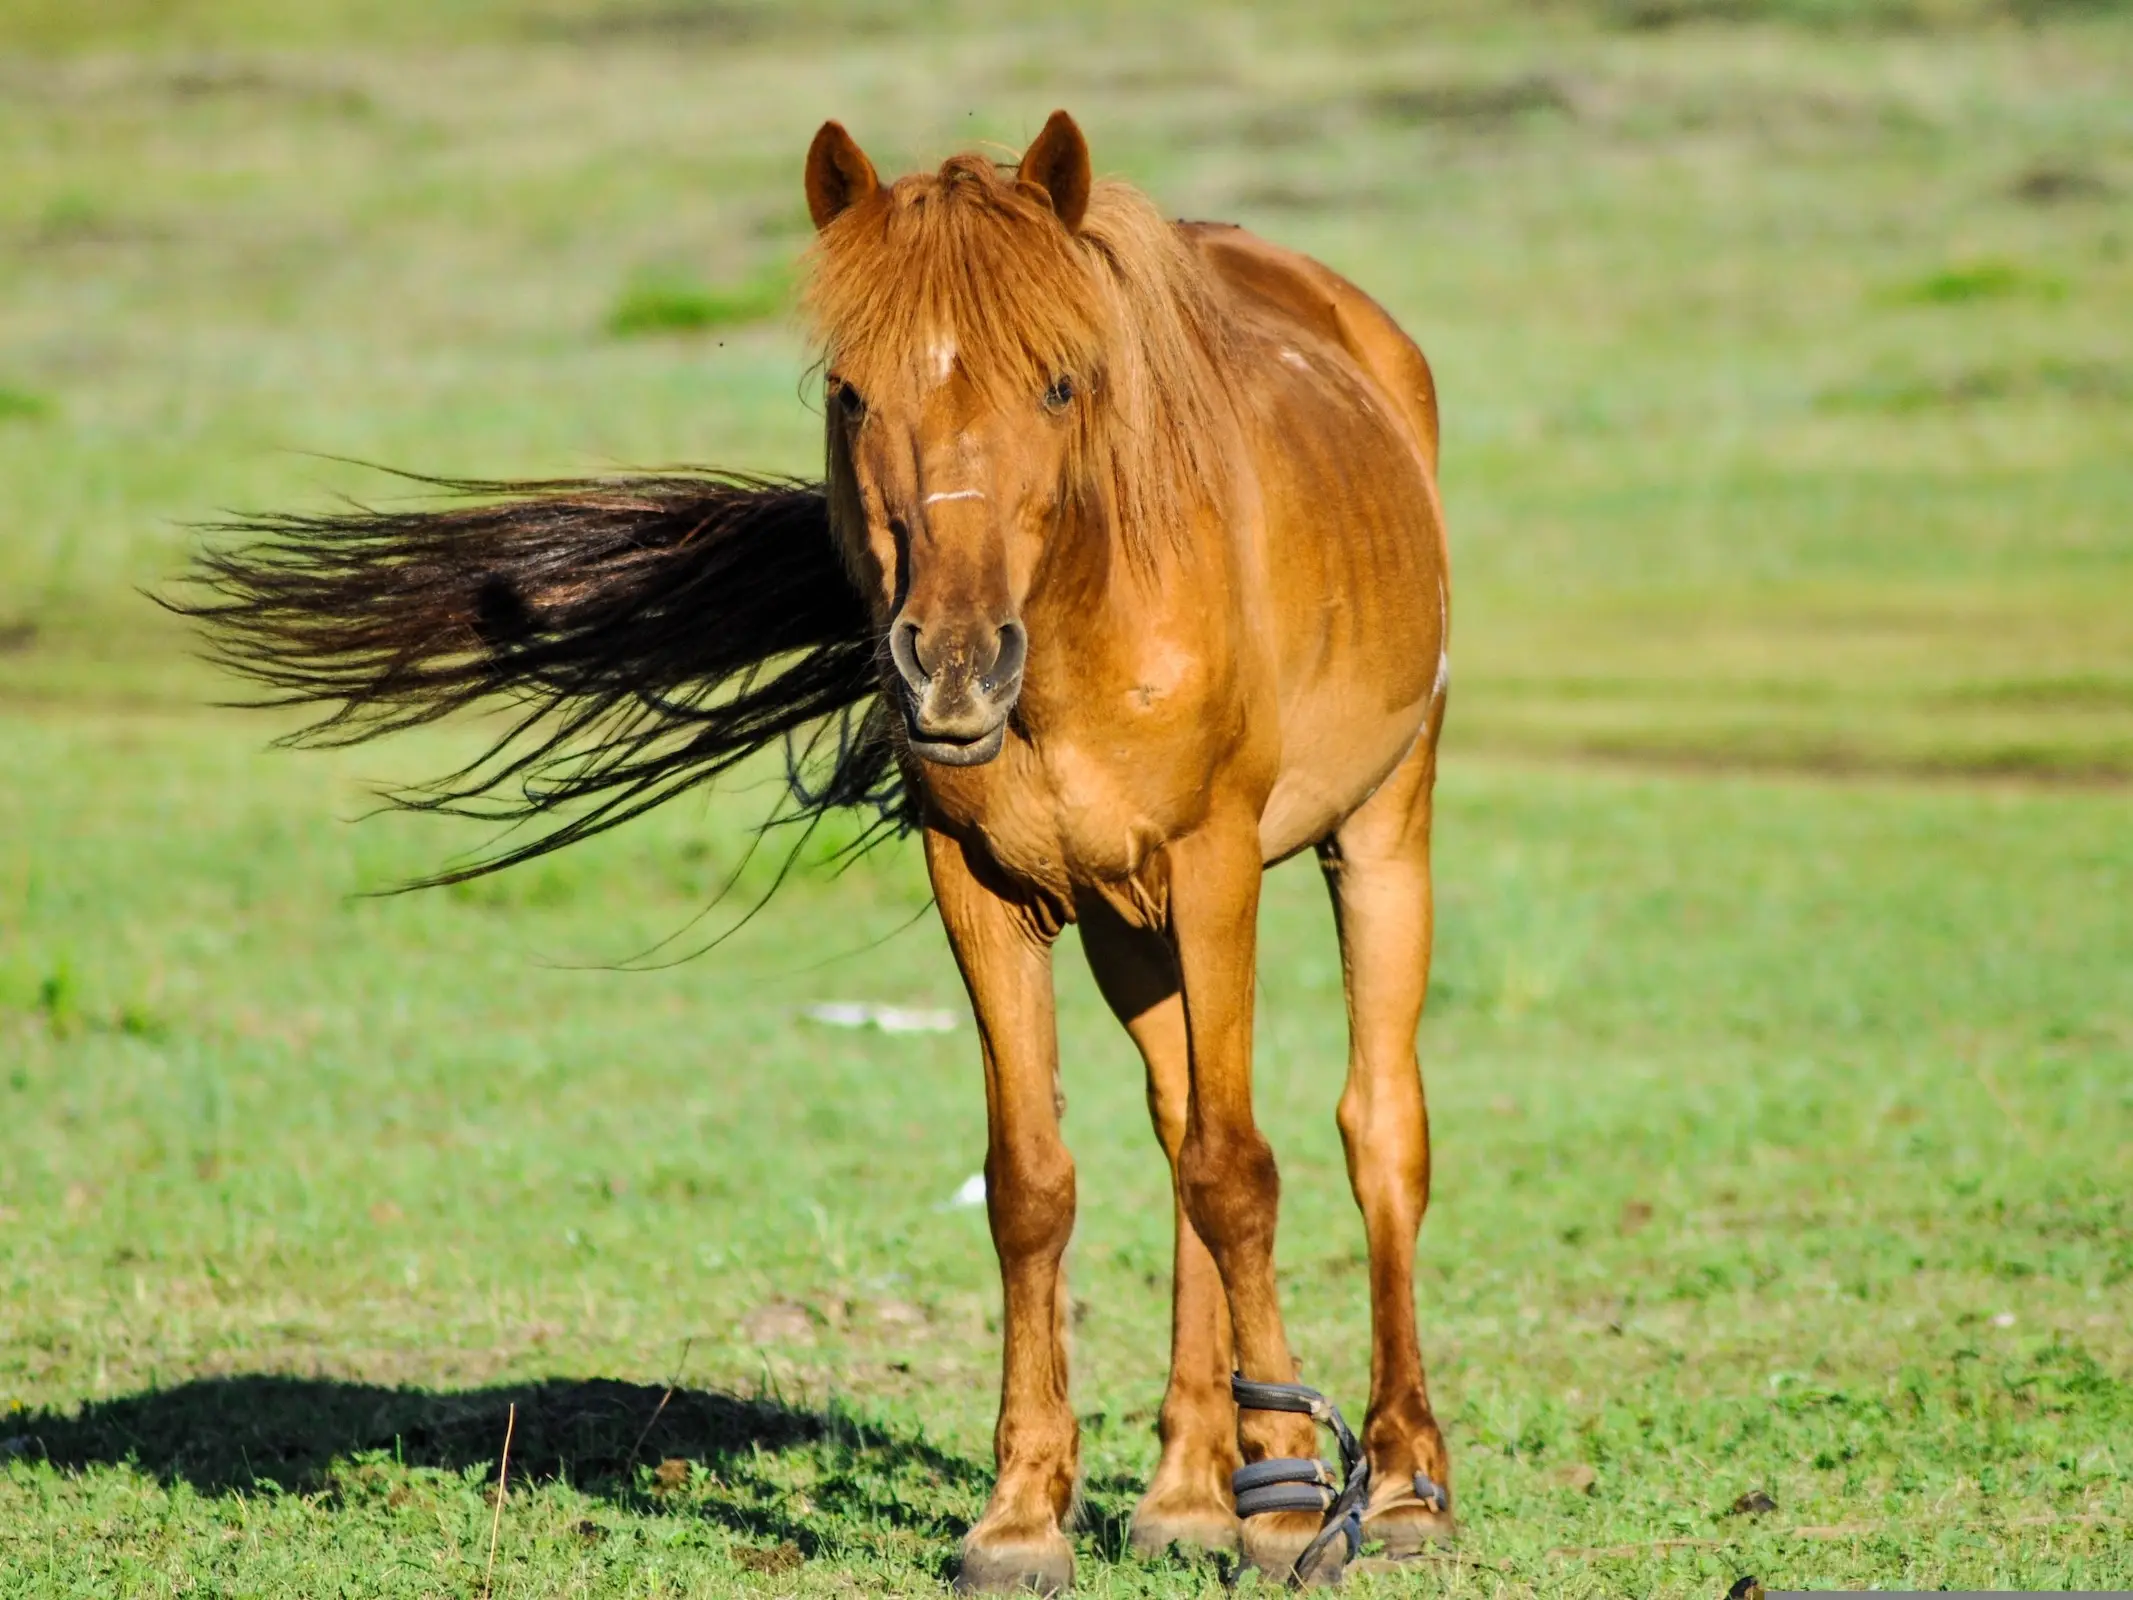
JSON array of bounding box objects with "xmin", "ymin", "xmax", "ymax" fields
[
  {"xmin": 928, "ymin": 829, "xmax": 1078, "ymax": 1596},
  {"xmin": 1319, "ymin": 734, "xmax": 1454, "ymax": 1555},
  {"xmin": 1164, "ymin": 819, "xmax": 1332, "ymax": 1581},
  {"xmin": 1079, "ymin": 899, "xmax": 1241, "ymax": 1558}
]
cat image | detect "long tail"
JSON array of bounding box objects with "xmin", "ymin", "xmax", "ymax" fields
[{"xmin": 167, "ymin": 469, "xmax": 907, "ymax": 886}]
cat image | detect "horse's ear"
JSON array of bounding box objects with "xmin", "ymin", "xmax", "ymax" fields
[
  {"xmin": 1016, "ymin": 109, "xmax": 1090, "ymax": 233},
  {"xmin": 806, "ymin": 121, "xmax": 880, "ymax": 231}
]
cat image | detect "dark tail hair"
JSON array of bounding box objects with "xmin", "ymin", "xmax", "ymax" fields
[{"xmin": 167, "ymin": 469, "xmax": 908, "ymax": 887}]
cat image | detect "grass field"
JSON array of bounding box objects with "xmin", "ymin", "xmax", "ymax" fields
[{"xmin": 2, "ymin": 1, "xmax": 2130, "ymax": 1594}]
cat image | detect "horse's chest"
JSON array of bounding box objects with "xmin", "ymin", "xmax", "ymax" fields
[{"xmin": 925, "ymin": 731, "xmax": 1204, "ymax": 910}]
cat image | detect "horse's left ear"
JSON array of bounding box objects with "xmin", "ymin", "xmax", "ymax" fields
[{"xmin": 1016, "ymin": 110, "xmax": 1091, "ymax": 233}]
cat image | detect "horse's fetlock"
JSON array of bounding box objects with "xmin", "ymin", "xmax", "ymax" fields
[{"xmin": 1365, "ymin": 1392, "xmax": 1439, "ymax": 1455}]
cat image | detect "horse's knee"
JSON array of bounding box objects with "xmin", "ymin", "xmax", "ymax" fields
[
  {"xmin": 1336, "ymin": 1068, "xmax": 1428, "ymax": 1198},
  {"xmin": 1177, "ymin": 1121, "xmax": 1279, "ymax": 1256},
  {"xmin": 1336, "ymin": 1054, "xmax": 1424, "ymax": 1136},
  {"xmin": 987, "ymin": 1143, "xmax": 1076, "ymax": 1262}
]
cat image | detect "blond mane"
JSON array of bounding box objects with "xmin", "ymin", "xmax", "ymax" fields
[{"xmin": 802, "ymin": 154, "xmax": 1235, "ymax": 554}]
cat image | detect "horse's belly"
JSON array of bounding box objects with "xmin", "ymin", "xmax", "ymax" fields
[
  {"xmin": 1244, "ymin": 332, "xmax": 1447, "ymax": 859},
  {"xmin": 1259, "ymin": 683, "xmax": 1433, "ymax": 861},
  {"xmin": 1251, "ymin": 505, "xmax": 1444, "ymax": 859}
]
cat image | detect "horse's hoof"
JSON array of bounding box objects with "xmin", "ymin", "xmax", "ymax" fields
[
  {"xmin": 1358, "ymin": 1503, "xmax": 1457, "ymax": 1559},
  {"xmin": 1240, "ymin": 1508, "xmax": 1349, "ymax": 1587},
  {"xmin": 1125, "ymin": 1497, "xmax": 1240, "ymax": 1560},
  {"xmin": 954, "ymin": 1531, "xmax": 1075, "ymax": 1594},
  {"xmin": 1359, "ymin": 1470, "xmax": 1455, "ymax": 1559}
]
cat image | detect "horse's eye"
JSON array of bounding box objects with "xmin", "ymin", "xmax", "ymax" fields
[
  {"xmin": 1042, "ymin": 374, "xmax": 1075, "ymax": 413},
  {"xmin": 835, "ymin": 381, "xmax": 866, "ymax": 419}
]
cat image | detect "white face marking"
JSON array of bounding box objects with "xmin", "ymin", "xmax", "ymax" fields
[
  {"xmin": 929, "ymin": 336, "xmax": 957, "ymax": 384},
  {"xmin": 922, "ymin": 488, "xmax": 986, "ymax": 506}
]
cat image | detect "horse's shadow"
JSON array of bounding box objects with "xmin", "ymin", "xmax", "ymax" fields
[
  {"xmin": 16, "ymin": 1373, "xmax": 1042, "ymax": 1557},
  {"xmin": 18, "ymin": 1374, "xmax": 1154, "ymax": 1563}
]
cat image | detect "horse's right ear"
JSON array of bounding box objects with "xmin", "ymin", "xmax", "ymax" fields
[{"xmin": 806, "ymin": 121, "xmax": 880, "ymax": 230}]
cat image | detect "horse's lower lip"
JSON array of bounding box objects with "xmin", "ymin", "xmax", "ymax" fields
[{"xmin": 904, "ymin": 719, "xmax": 1008, "ymax": 767}]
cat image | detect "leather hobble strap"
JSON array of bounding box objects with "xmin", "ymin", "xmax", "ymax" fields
[
  {"xmin": 1232, "ymin": 1457, "xmax": 1336, "ymax": 1518},
  {"xmin": 1229, "ymin": 1375, "xmax": 1372, "ymax": 1584}
]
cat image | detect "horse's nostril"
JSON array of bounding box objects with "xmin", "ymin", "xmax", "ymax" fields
[
  {"xmin": 889, "ymin": 617, "xmax": 931, "ymax": 689},
  {"xmin": 889, "ymin": 614, "xmax": 1025, "ymax": 703},
  {"xmin": 984, "ymin": 620, "xmax": 1027, "ymax": 692}
]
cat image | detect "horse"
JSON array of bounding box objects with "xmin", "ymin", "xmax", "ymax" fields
[{"xmin": 178, "ymin": 110, "xmax": 1453, "ymax": 1590}]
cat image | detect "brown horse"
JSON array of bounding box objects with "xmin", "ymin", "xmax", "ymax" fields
[{"xmin": 180, "ymin": 111, "xmax": 1452, "ymax": 1590}]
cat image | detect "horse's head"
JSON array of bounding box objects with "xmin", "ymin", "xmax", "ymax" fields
[{"xmin": 801, "ymin": 112, "xmax": 1104, "ymax": 768}]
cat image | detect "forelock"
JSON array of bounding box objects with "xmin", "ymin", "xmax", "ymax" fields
[{"xmin": 802, "ymin": 155, "xmax": 1107, "ymax": 405}]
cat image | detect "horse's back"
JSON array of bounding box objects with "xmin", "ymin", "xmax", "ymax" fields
[
  {"xmin": 1180, "ymin": 221, "xmax": 1449, "ymax": 859},
  {"xmin": 1182, "ymin": 222, "xmax": 1440, "ymax": 480}
]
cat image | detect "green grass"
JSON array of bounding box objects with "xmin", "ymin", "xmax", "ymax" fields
[
  {"xmin": 1, "ymin": 0, "xmax": 2130, "ymax": 1593},
  {"xmin": 1889, "ymin": 260, "xmax": 2068, "ymax": 306},
  {"xmin": 607, "ymin": 272, "xmax": 793, "ymax": 337},
  {"xmin": 0, "ymin": 386, "xmax": 54, "ymax": 423},
  {"xmin": 2, "ymin": 722, "xmax": 2127, "ymax": 1594}
]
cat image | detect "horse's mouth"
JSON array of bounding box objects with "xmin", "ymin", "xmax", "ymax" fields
[{"xmin": 903, "ymin": 714, "xmax": 1009, "ymax": 768}]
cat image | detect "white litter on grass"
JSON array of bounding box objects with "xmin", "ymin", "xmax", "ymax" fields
[
  {"xmin": 943, "ymin": 1172, "xmax": 987, "ymax": 1209},
  {"xmin": 801, "ymin": 1001, "xmax": 959, "ymax": 1035},
  {"xmin": 1992, "ymin": 1311, "xmax": 2018, "ymax": 1328}
]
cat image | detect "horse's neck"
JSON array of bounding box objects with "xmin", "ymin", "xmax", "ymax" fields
[{"xmin": 1020, "ymin": 482, "xmax": 1230, "ymax": 692}]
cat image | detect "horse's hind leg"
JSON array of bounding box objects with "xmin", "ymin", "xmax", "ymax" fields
[
  {"xmin": 1318, "ymin": 733, "xmax": 1455, "ymax": 1556},
  {"xmin": 1079, "ymin": 899, "xmax": 1241, "ymax": 1559}
]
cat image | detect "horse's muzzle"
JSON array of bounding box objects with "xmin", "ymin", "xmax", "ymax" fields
[
  {"xmin": 903, "ymin": 715, "xmax": 1011, "ymax": 767},
  {"xmin": 889, "ymin": 615, "xmax": 1024, "ymax": 767}
]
